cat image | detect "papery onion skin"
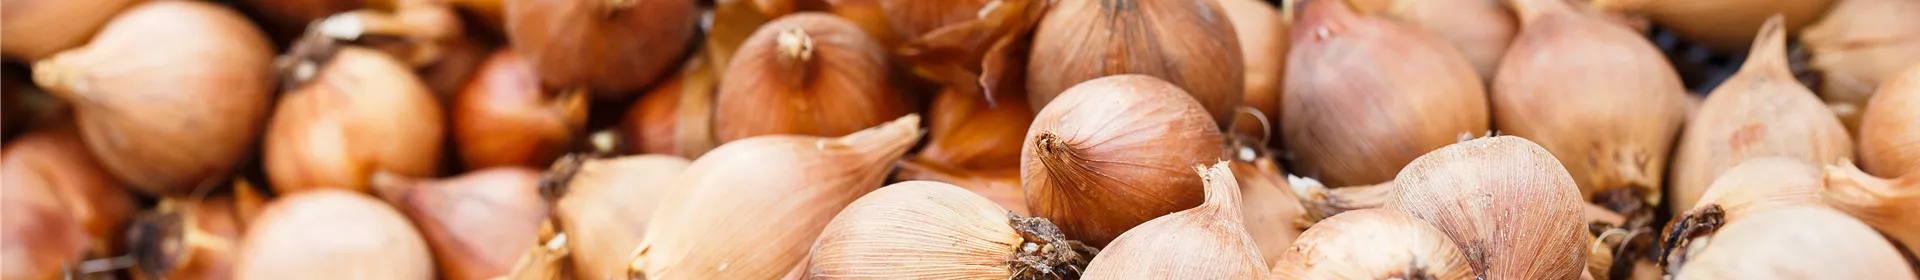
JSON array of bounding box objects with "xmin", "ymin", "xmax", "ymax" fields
[
  {"xmin": 1283, "ymin": 0, "xmax": 1491, "ymax": 187},
  {"xmin": 1026, "ymin": 0, "xmax": 1244, "ymax": 126},
  {"xmin": 1858, "ymin": 65, "xmax": 1920, "ymax": 178},
  {"xmin": 1685, "ymin": 157, "xmax": 1824, "ymax": 219},
  {"xmin": 373, "ymin": 168, "xmax": 547, "ymax": 280},
  {"xmin": 0, "ymin": 0, "xmax": 142, "ymax": 61},
  {"xmin": 453, "ymin": 50, "xmax": 588, "ymax": 169},
  {"xmin": 1494, "ymin": 0, "xmax": 1688, "ymax": 206},
  {"xmin": 713, "ymin": 13, "xmax": 909, "ymax": 144},
  {"xmin": 2, "ymin": 127, "xmax": 139, "ymax": 258},
  {"xmin": 1823, "ymin": 162, "xmax": 1920, "ymax": 257},
  {"xmin": 504, "ymin": 0, "xmax": 697, "ymax": 95},
  {"xmin": 1022, "ymin": 75, "xmax": 1224, "ymax": 248},
  {"xmin": 265, "ymin": 47, "xmax": 446, "ymax": 194},
  {"xmin": 1229, "ymin": 157, "xmax": 1308, "ymax": 269},
  {"xmin": 1592, "ymin": 0, "xmax": 1833, "ymax": 52},
  {"xmin": 806, "ymin": 181, "xmax": 1094, "ymax": 279},
  {"xmin": 1673, "ymin": 206, "xmax": 1914, "ymax": 279},
  {"xmin": 548, "ymin": 155, "xmax": 690, "ymax": 280},
  {"xmin": 235, "ymin": 189, "xmax": 435, "ymax": 280},
  {"xmin": 1081, "ymin": 162, "xmax": 1270, "ymax": 279},
  {"xmin": 1386, "ymin": 136, "xmax": 1588, "ymax": 280},
  {"xmin": 31, "ymin": 0, "xmax": 275, "ymax": 195},
  {"xmin": 1800, "ymin": 0, "xmax": 1920, "ymax": 121},
  {"xmin": 1671, "ymin": 17, "xmax": 1853, "ymax": 216},
  {"xmin": 1348, "ymin": 0, "xmax": 1518, "ymax": 81},
  {"xmin": 1220, "ymin": 0, "xmax": 1287, "ymax": 124},
  {"xmin": 633, "ymin": 115, "xmax": 921, "ymax": 279},
  {"xmin": 917, "ymin": 88, "xmax": 1034, "ymax": 170},
  {"xmin": 0, "ymin": 143, "xmax": 93, "ymax": 280},
  {"xmin": 1272, "ymin": 209, "xmax": 1474, "ymax": 280}
]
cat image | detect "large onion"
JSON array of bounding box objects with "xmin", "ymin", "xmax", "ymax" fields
[
  {"xmin": 1387, "ymin": 136, "xmax": 1589, "ymax": 279},
  {"xmin": 1672, "ymin": 206, "xmax": 1913, "ymax": 279}
]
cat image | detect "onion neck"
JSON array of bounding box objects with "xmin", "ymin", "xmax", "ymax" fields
[
  {"xmin": 1196, "ymin": 162, "xmax": 1246, "ymax": 223},
  {"xmin": 1735, "ymin": 16, "xmax": 1794, "ymax": 80},
  {"xmin": 29, "ymin": 53, "xmax": 85, "ymax": 104},
  {"xmin": 775, "ymin": 28, "xmax": 815, "ymax": 89},
  {"xmin": 1007, "ymin": 213, "xmax": 1097, "ymax": 279},
  {"xmin": 1033, "ymin": 133, "xmax": 1102, "ymax": 192}
]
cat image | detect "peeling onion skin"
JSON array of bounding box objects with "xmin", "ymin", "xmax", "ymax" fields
[
  {"xmin": 1494, "ymin": 0, "xmax": 1688, "ymax": 206},
  {"xmin": 1673, "ymin": 206, "xmax": 1914, "ymax": 280},
  {"xmin": 713, "ymin": 13, "xmax": 910, "ymax": 144},
  {"xmin": 806, "ymin": 181, "xmax": 1095, "ymax": 279},
  {"xmin": 1386, "ymin": 136, "xmax": 1588, "ymax": 280},
  {"xmin": 266, "ymin": 47, "xmax": 446, "ymax": 195},
  {"xmin": 1021, "ymin": 75, "xmax": 1224, "ymax": 248},
  {"xmin": 32, "ymin": 0, "xmax": 276, "ymax": 195},
  {"xmin": 1591, "ymin": 0, "xmax": 1834, "ymax": 53},
  {"xmin": 1347, "ymin": 0, "xmax": 1518, "ymax": 81},
  {"xmin": 1858, "ymin": 65, "xmax": 1920, "ymax": 178},
  {"xmin": 1272, "ymin": 209, "xmax": 1474, "ymax": 280},
  {"xmin": 1081, "ymin": 162, "xmax": 1270, "ymax": 279},
  {"xmin": 0, "ymin": 0, "xmax": 142, "ymax": 61},
  {"xmin": 1671, "ymin": 17, "xmax": 1853, "ymax": 216},
  {"xmin": 452, "ymin": 50, "xmax": 588, "ymax": 170},
  {"xmin": 1282, "ymin": 0, "xmax": 1491, "ymax": 187},
  {"xmin": 1823, "ymin": 162, "xmax": 1920, "ymax": 257},
  {"xmin": 504, "ymin": 0, "xmax": 697, "ymax": 96},
  {"xmin": 235, "ymin": 189, "xmax": 436, "ymax": 280},
  {"xmin": 1026, "ymin": 0, "xmax": 1244, "ymax": 126},
  {"xmin": 1800, "ymin": 0, "xmax": 1920, "ymax": 123},
  {"xmin": 372, "ymin": 168, "xmax": 547, "ymax": 280}
]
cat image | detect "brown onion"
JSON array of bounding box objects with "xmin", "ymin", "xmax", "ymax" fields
[
  {"xmin": 620, "ymin": 59, "xmax": 719, "ymax": 158},
  {"xmin": 871, "ymin": 0, "xmax": 1049, "ymax": 96},
  {"xmin": 916, "ymin": 88, "xmax": 1034, "ymax": 170},
  {"xmin": 1229, "ymin": 155, "xmax": 1309, "ymax": 269},
  {"xmin": 1494, "ymin": 0, "xmax": 1688, "ymax": 209},
  {"xmin": 1080, "ymin": 162, "xmax": 1269, "ymax": 279},
  {"xmin": 1221, "ymin": 0, "xmax": 1287, "ymax": 124},
  {"xmin": 1671, "ymin": 17, "xmax": 1854, "ymax": 216},
  {"xmin": 1592, "ymin": 0, "xmax": 1833, "ymax": 52},
  {"xmin": 235, "ymin": 189, "xmax": 434, "ymax": 279},
  {"xmin": 1271, "ymin": 209, "xmax": 1474, "ymax": 279},
  {"xmin": 0, "ymin": 140, "xmax": 94, "ymax": 279},
  {"xmin": 1801, "ymin": 0, "xmax": 1920, "ymax": 123},
  {"xmin": 265, "ymin": 46, "xmax": 446, "ymax": 194},
  {"xmin": 503, "ymin": 0, "xmax": 696, "ymax": 95},
  {"xmin": 1823, "ymin": 162, "xmax": 1920, "ymax": 256},
  {"xmin": 2, "ymin": 127, "xmax": 139, "ymax": 259},
  {"xmin": 630, "ymin": 115, "xmax": 921, "ymax": 279},
  {"xmin": 1348, "ymin": 0, "xmax": 1518, "ymax": 80},
  {"xmin": 1026, "ymin": 0, "xmax": 1244, "ymax": 125},
  {"xmin": 453, "ymin": 50, "xmax": 589, "ymax": 169},
  {"xmin": 370, "ymin": 168, "xmax": 547, "ymax": 280},
  {"xmin": 1386, "ymin": 136, "xmax": 1588, "ymax": 279},
  {"xmin": 804, "ymin": 181, "xmax": 1097, "ymax": 279},
  {"xmin": 1283, "ymin": 0, "xmax": 1491, "ymax": 187},
  {"xmin": 894, "ymin": 159, "xmax": 1030, "ymax": 216},
  {"xmin": 1671, "ymin": 206, "xmax": 1913, "ymax": 279},
  {"xmin": 128, "ymin": 194, "xmax": 251, "ymax": 280},
  {"xmin": 542, "ymin": 154, "xmax": 690, "ymax": 280},
  {"xmin": 31, "ymin": 0, "xmax": 276, "ymax": 195},
  {"xmin": 1858, "ymin": 65, "xmax": 1920, "ymax": 177},
  {"xmin": 1022, "ymin": 75, "xmax": 1225, "ymax": 247},
  {"xmin": 713, "ymin": 13, "xmax": 910, "ymax": 144},
  {"xmin": 0, "ymin": 0, "xmax": 141, "ymax": 61}
]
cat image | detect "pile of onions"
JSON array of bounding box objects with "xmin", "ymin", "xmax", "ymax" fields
[
  {"xmin": 0, "ymin": 0, "xmax": 140, "ymax": 61},
  {"xmin": 629, "ymin": 115, "xmax": 921, "ymax": 279},
  {"xmin": 1800, "ymin": 0, "xmax": 1920, "ymax": 127},
  {"xmin": 235, "ymin": 190, "xmax": 434, "ymax": 279},
  {"xmin": 1080, "ymin": 162, "xmax": 1269, "ymax": 278},
  {"xmin": 805, "ymin": 181, "xmax": 1097, "ymax": 279},
  {"xmin": 1021, "ymin": 75, "xmax": 1224, "ymax": 247},
  {"xmin": 504, "ymin": 0, "xmax": 697, "ymax": 95},
  {"xmin": 1026, "ymin": 0, "xmax": 1243, "ymax": 125},
  {"xmin": 1, "ymin": 133, "xmax": 103, "ymax": 279},
  {"xmin": 265, "ymin": 46, "xmax": 446, "ymax": 194},
  {"xmin": 1348, "ymin": 0, "xmax": 1518, "ymax": 80},
  {"xmin": 1386, "ymin": 136, "xmax": 1589, "ymax": 279},
  {"xmin": 712, "ymin": 13, "xmax": 910, "ymax": 143},
  {"xmin": 1591, "ymin": 0, "xmax": 1833, "ymax": 52},
  {"xmin": 542, "ymin": 154, "xmax": 690, "ymax": 280},
  {"xmin": 371, "ymin": 168, "xmax": 547, "ymax": 279},
  {"xmin": 1493, "ymin": 0, "xmax": 1688, "ymax": 209},
  {"xmin": 621, "ymin": 60, "xmax": 718, "ymax": 158},
  {"xmin": 1272, "ymin": 209, "xmax": 1474, "ymax": 279},
  {"xmin": 128, "ymin": 191, "xmax": 259, "ymax": 280},
  {"xmin": 1660, "ymin": 157, "xmax": 1824, "ymax": 271},
  {"xmin": 1857, "ymin": 65, "xmax": 1920, "ymax": 178},
  {"xmin": 31, "ymin": 0, "xmax": 275, "ymax": 195},
  {"xmin": 1670, "ymin": 206, "xmax": 1913, "ymax": 279},
  {"xmin": 1823, "ymin": 162, "xmax": 1920, "ymax": 256},
  {"xmin": 1220, "ymin": 0, "xmax": 1287, "ymax": 124},
  {"xmin": 2, "ymin": 127, "xmax": 138, "ymax": 259},
  {"xmin": 1283, "ymin": 0, "xmax": 1490, "ymax": 187},
  {"xmin": 1671, "ymin": 17, "xmax": 1853, "ymax": 215},
  {"xmin": 452, "ymin": 50, "xmax": 589, "ymax": 169},
  {"xmin": 1229, "ymin": 155, "xmax": 1309, "ymax": 268}
]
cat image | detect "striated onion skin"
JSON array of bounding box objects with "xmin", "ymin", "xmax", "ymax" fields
[
  {"xmin": 0, "ymin": 139, "xmax": 95, "ymax": 280},
  {"xmin": 453, "ymin": 50, "xmax": 588, "ymax": 169},
  {"xmin": 235, "ymin": 189, "xmax": 435, "ymax": 280},
  {"xmin": 1282, "ymin": 0, "xmax": 1491, "ymax": 187},
  {"xmin": 0, "ymin": 0, "xmax": 142, "ymax": 61},
  {"xmin": 1272, "ymin": 209, "xmax": 1474, "ymax": 280},
  {"xmin": 1022, "ymin": 75, "xmax": 1224, "ymax": 248},
  {"xmin": 1800, "ymin": 0, "xmax": 1920, "ymax": 122},
  {"xmin": 1081, "ymin": 162, "xmax": 1270, "ymax": 279},
  {"xmin": 1670, "ymin": 17, "xmax": 1853, "ymax": 216},
  {"xmin": 372, "ymin": 168, "xmax": 547, "ymax": 280},
  {"xmin": 1026, "ymin": 0, "xmax": 1244, "ymax": 126},
  {"xmin": 32, "ymin": 1, "xmax": 276, "ymax": 195},
  {"xmin": 1672, "ymin": 206, "xmax": 1914, "ymax": 279},
  {"xmin": 1593, "ymin": 0, "xmax": 1833, "ymax": 52},
  {"xmin": 806, "ymin": 181, "xmax": 1095, "ymax": 279},
  {"xmin": 1387, "ymin": 136, "xmax": 1588, "ymax": 280},
  {"xmin": 1348, "ymin": 0, "xmax": 1518, "ymax": 81},
  {"xmin": 504, "ymin": 0, "xmax": 697, "ymax": 96},
  {"xmin": 1494, "ymin": 0, "xmax": 1688, "ymax": 207},
  {"xmin": 2, "ymin": 127, "xmax": 139, "ymax": 259},
  {"xmin": 713, "ymin": 13, "xmax": 910, "ymax": 144},
  {"xmin": 1858, "ymin": 65, "xmax": 1920, "ymax": 178},
  {"xmin": 546, "ymin": 155, "xmax": 690, "ymax": 280},
  {"xmin": 266, "ymin": 47, "xmax": 446, "ymax": 194}
]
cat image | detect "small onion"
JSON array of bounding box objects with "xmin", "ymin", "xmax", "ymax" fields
[
  {"xmin": 31, "ymin": 0, "xmax": 276, "ymax": 195},
  {"xmin": 1672, "ymin": 206, "xmax": 1914, "ymax": 279},
  {"xmin": 542, "ymin": 154, "xmax": 690, "ymax": 280},
  {"xmin": 1823, "ymin": 162, "xmax": 1920, "ymax": 257},
  {"xmin": 0, "ymin": 0, "xmax": 141, "ymax": 61},
  {"xmin": 504, "ymin": 0, "xmax": 697, "ymax": 96},
  {"xmin": 713, "ymin": 12, "xmax": 910, "ymax": 144},
  {"xmin": 1348, "ymin": 0, "xmax": 1519, "ymax": 80},
  {"xmin": 1080, "ymin": 162, "xmax": 1270, "ymax": 279},
  {"xmin": 1272, "ymin": 209, "xmax": 1474, "ymax": 279},
  {"xmin": 235, "ymin": 189, "xmax": 435, "ymax": 279},
  {"xmin": 1026, "ymin": 0, "xmax": 1244, "ymax": 125},
  {"xmin": 1386, "ymin": 136, "xmax": 1588, "ymax": 279},
  {"xmin": 452, "ymin": 50, "xmax": 589, "ymax": 169},
  {"xmin": 371, "ymin": 168, "xmax": 548, "ymax": 280},
  {"xmin": 1800, "ymin": 0, "xmax": 1920, "ymax": 122},
  {"xmin": 265, "ymin": 46, "xmax": 446, "ymax": 194},
  {"xmin": 804, "ymin": 181, "xmax": 1097, "ymax": 279},
  {"xmin": 1858, "ymin": 64, "xmax": 1920, "ymax": 178},
  {"xmin": 1022, "ymin": 75, "xmax": 1225, "ymax": 247}
]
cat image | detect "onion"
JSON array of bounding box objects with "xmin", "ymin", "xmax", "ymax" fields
[
  {"xmin": 265, "ymin": 46, "xmax": 446, "ymax": 194},
  {"xmin": 1220, "ymin": 0, "xmax": 1287, "ymax": 125},
  {"xmin": 1272, "ymin": 209, "xmax": 1474, "ymax": 279},
  {"xmin": 1026, "ymin": 0, "xmax": 1244, "ymax": 126},
  {"xmin": 1671, "ymin": 206, "xmax": 1913, "ymax": 279},
  {"xmin": 542, "ymin": 154, "xmax": 690, "ymax": 280},
  {"xmin": 1659, "ymin": 157, "xmax": 1825, "ymax": 271},
  {"xmin": 1282, "ymin": 0, "xmax": 1491, "ymax": 187},
  {"xmin": 452, "ymin": 50, "xmax": 589, "ymax": 169},
  {"xmin": 128, "ymin": 194, "xmax": 252, "ymax": 280},
  {"xmin": 1080, "ymin": 162, "xmax": 1270, "ymax": 279},
  {"xmin": 893, "ymin": 159, "xmax": 1029, "ymax": 216},
  {"xmin": 620, "ymin": 59, "xmax": 719, "ymax": 158},
  {"xmin": 629, "ymin": 115, "xmax": 921, "ymax": 279},
  {"xmin": 235, "ymin": 189, "xmax": 434, "ymax": 279},
  {"xmin": 1800, "ymin": 0, "xmax": 1920, "ymax": 124},
  {"xmin": 1823, "ymin": 162, "xmax": 1920, "ymax": 257},
  {"xmin": 1022, "ymin": 75, "xmax": 1225, "ymax": 247},
  {"xmin": 1494, "ymin": 0, "xmax": 1688, "ymax": 209},
  {"xmin": 1858, "ymin": 65, "xmax": 1920, "ymax": 178},
  {"xmin": 0, "ymin": 142, "xmax": 93, "ymax": 279},
  {"xmin": 804, "ymin": 181, "xmax": 1097, "ymax": 279},
  {"xmin": 1592, "ymin": 0, "xmax": 1833, "ymax": 52},
  {"xmin": 713, "ymin": 13, "xmax": 910, "ymax": 144},
  {"xmin": 2, "ymin": 127, "xmax": 139, "ymax": 259},
  {"xmin": 370, "ymin": 168, "xmax": 547, "ymax": 280},
  {"xmin": 1671, "ymin": 17, "xmax": 1853, "ymax": 216},
  {"xmin": 1229, "ymin": 155, "xmax": 1309, "ymax": 269},
  {"xmin": 1348, "ymin": 0, "xmax": 1518, "ymax": 80},
  {"xmin": 504, "ymin": 0, "xmax": 697, "ymax": 96},
  {"xmin": 0, "ymin": 0, "xmax": 140, "ymax": 61},
  {"xmin": 1386, "ymin": 136, "xmax": 1589, "ymax": 279},
  {"xmin": 916, "ymin": 88, "xmax": 1034, "ymax": 170},
  {"xmin": 31, "ymin": 0, "xmax": 276, "ymax": 195}
]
